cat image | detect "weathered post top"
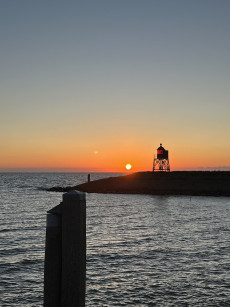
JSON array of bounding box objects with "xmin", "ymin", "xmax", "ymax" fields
[{"xmin": 63, "ymin": 190, "xmax": 86, "ymax": 201}]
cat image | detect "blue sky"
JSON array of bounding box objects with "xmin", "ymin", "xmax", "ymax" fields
[{"xmin": 1, "ymin": 1, "xmax": 230, "ymax": 171}]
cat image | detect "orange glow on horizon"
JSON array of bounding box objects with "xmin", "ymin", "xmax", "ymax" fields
[{"xmin": 1, "ymin": 138, "xmax": 230, "ymax": 172}]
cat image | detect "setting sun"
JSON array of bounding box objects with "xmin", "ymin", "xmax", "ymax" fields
[{"xmin": 125, "ymin": 163, "xmax": 132, "ymax": 170}]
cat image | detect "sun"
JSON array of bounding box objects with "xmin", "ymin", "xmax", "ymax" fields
[{"xmin": 125, "ymin": 163, "xmax": 132, "ymax": 170}]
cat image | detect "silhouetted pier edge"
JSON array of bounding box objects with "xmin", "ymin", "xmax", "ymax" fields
[{"xmin": 44, "ymin": 171, "xmax": 230, "ymax": 196}]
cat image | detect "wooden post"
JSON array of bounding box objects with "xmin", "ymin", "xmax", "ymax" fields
[
  {"xmin": 88, "ymin": 174, "xmax": 90, "ymax": 182},
  {"xmin": 44, "ymin": 190, "xmax": 86, "ymax": 307},
  {"xmin": 61, "ymin": 190, "xmax": 86, "ymax": 307},
  {"xmin": 44, "ymin": 206, "xmax": 62, "ymax": 307}
]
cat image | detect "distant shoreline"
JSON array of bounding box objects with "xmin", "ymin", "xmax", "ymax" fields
[{"xmin": 45, "ymin": 171, "xmax": 230, "ymax": 196}]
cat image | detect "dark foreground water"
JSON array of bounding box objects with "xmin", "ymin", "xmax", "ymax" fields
[{"xmin": 0, "ymin": 173, "xmax": 230, "ymax": 306}]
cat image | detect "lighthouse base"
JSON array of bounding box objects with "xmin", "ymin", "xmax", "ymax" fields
[{"xmin": 153, "ymin": 159, "xmax": 170, "ymax": 172}]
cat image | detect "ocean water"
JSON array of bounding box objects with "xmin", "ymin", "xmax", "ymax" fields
[{"xmin": 0, "ymin": 173, "xmax": 230, "ymax": 306}]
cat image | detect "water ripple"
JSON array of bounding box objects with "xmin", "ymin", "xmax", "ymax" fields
[{"xmin": 0, "ymin": 173, "xmax": 230, "ymax": 306}]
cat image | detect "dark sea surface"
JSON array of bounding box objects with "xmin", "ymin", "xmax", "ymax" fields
[{"xmin": 0, "ymin": 173, "xmax": 230, "ymax": 306}]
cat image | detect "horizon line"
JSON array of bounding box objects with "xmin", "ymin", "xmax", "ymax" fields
[{"xmin": 1, "ymin": 166, "xmax": 230, "ymax": 173}]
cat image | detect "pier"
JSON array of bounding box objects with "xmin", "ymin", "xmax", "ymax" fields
[{"xmin": 46, "ymin": 171, "xmax": 230, "ymax": 196}]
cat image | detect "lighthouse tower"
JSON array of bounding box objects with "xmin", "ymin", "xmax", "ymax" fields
[{"xmin": 153, "ymin": 143, "xmax": 170, "ymax": 172}]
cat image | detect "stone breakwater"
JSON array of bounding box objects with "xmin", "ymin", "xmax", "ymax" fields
[{"xmin": 45, "ymin": 171, "xmax": 230, "ymax": 196}]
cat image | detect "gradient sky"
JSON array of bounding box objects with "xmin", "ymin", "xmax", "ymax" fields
[{"xmin": 1, "ymin": 0, "xmax": 230, "ymax": 172}]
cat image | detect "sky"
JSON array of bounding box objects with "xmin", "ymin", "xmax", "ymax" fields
[{"xmin": 1, "ymin": 0, "xmax": 230, "ymax": 172}]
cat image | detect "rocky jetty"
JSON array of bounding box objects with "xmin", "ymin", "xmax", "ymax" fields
[{"xmin": 46, "ymin": 171, "xmax": 230, "ymax": 196}]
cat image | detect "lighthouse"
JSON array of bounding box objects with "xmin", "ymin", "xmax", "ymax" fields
[{"xmin": 153, "ymin": 143, "xmax": 170, "ymax": 172}]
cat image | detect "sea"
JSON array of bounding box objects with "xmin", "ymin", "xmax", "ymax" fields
[{"xmin": 0, "ymin": 172, "xmax": 230, "ymax": 306}]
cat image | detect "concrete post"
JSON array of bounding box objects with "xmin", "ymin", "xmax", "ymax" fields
[
  {"xmin": 44, "ymin": 208, "xmax": 62, "ymax": 307},
  {"xmin": 61, "ymin": 190, "xmax": 86, "ymax": 307},
  {"xmin": 44, "ymin": 191, "xmax": 86, "ymax": 307}
]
